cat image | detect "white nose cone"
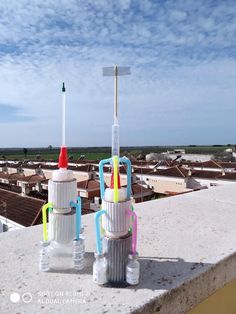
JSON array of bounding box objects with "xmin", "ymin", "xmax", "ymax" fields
[
  {"xmin": 52, "ymin": 168, "xmax": 74, "ymax": 182},
  {"xmin": 104, "ymin": 187, "xmax": 127, "ymax": 202}
]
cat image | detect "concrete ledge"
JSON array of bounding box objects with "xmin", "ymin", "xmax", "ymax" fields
[{"xmin": 1, "ymin": 183, "xmax": 236, "ymax": 313}]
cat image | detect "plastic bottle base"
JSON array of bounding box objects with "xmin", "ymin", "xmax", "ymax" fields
[
  {"xmin": 126, "ymin": 279, "xmax": 139, "ymax": 286},
  {"xmin": 74, "ymin": 264, "xmax": 84, "ymax": 270},
  {"xmin": 39, "ymin": 266, "xmax": 50, "ymax": 272}
]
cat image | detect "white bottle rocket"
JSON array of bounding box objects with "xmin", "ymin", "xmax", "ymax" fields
[
  {"xmin": 94, "ymin": 66, "xmax": 139, "ymax": 285},
  {"xmin": 39, "ymin": 82, "xmax": 84, "ymax": 272},
  {"xmin": 48, "ymin": 83, "xmax": 77, "ymax": 216},
  {"xmin": 51, "ymin": 82, "xmax": 73, "ymax": 186}
]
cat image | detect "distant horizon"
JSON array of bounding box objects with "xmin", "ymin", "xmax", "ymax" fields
[{"xmin": 0, "ymin": 144, "xmax": 235, "ymax": 150}]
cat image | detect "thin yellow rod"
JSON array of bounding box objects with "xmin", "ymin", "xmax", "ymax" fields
[
  {"xmin": 42, "ymin": 202, "xmax": 53, "ymax": 242},
  {"xmin": 113, "ymin": 156, "xmax": 119, "ymax": 203}
]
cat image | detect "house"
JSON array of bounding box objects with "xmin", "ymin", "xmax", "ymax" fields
[
  {"xmin": 17, "ymin": 174, "xmax": 46, "ymax": 195},
  {"xmin": 135, "ymin": 166, "xmax": 193, "ymax": 195},
  {"xmin": 187, "ymin": 170, "xmax": 222, "ymax": 188},
  {"xmin": 21, "ymin": 162, "xmax": 43, "ymax": 176},
  {"xmin": 0, "ymin": 172, "xmax": 25, "ymax": 185},
  {"xmin": 77, "ymin": 179, "xmax": 101, "ymax": 199},
  {"xmin": 130, "ymin": 182, "xmax": 154, "ymax": 203},
  {"xmin": 0, "ymin": 188, "xmax": 45, "ymax": 231},
  {"xmin": 0, "ymin": 163, "xmax": 7, "ymax": 172},
  {"xmin": 73, "ymin": 164, "xmax": 98, "ymax": 182},
  {"xmin": 6, "ymin": 162, "xmax": 23, "ymax": 174}
]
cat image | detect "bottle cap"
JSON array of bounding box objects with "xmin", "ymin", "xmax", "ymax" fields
[
  {"xmin": 128, "ymin": 252, "xmax": 139, "ymax": 259},
  {"xmin": 40, "ymin": 240, "xmax": 50, "ymax": 247},
  {"xmin": 58, "ymin": 146, "xmax": 68, "ymax": 168},
  {"xmin": 73, "ymin": 238, "xmax": 83, "ymax": 244},
  {"xmin": 94, "ymin": 252, "xmax": 105, "ymax": 258}
]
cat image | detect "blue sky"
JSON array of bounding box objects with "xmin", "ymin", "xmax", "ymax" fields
[{"xmin": 0, "ymin": 0, "xmax": 235, "ymax": 147}]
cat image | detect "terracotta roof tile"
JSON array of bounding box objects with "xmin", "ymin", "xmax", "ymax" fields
[
  {"xmin": 132, "ymin": 167, "xmax": 153, "ymax": 174},
  {"xmin": 191, "ymin": 170, "xmax": 222, "ymax": 179},
  {"xmin": 22, "ymin": 163, "xmax": 42, "ymax": 169},
  {"xmin": 75, "ymin": 165, "xmax": 93, "ymax": 172},
  {"xmin": 130, "ymin": 183, "xmax": 153, "ymax": 195},
  {"xmin": 217, "ymin": 172, "xmax": 236, "ymax": 180},
  {"xmin": 19, "ymin": 174, "xmax": 45, "ymax": 183},
  {"xmin": 6, "ymin": 163, "xmax": 22, "ymax": 168},
  {"xmin": 0, "ymin": 188, "xmax": 45, "ymax": 227},
  {"xmin": 0, "ymin": 172, "xmax": 10, "ymax": 179},
  {"xmin": 0, "ymin": 173, "xmax": 25, "ymax": 181},
  {"xmin": 149, "ymin": 166, "xmax": 189, "ymax": 178},
  {"xmin": 77, "ymin": 179, "xmax": 101, "ymax": 190},
  {"xmin": 218, "ymin": 162, "xmax": 236, "ymax": 169},
  {"xmin": 41, "ymin": 164, "xmax": 58, "ymax": 170},
  {"xmin": 201, "ymin": 160, "xmax": 222, "ymax": 169}
]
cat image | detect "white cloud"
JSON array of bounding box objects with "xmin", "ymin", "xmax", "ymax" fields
[{"xmin": 0, "ymin": 0, "xmax": 235, "ymax": 146}]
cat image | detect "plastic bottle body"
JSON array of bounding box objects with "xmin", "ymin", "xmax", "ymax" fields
[
  {"xmin": 126, "ymin": 254, "xmax": 140, "ymax": 285},
  {"xmin": 39, "ymin": 241, "xmax": 50, "ymax": 272},
  {"xmin": 93, "ymin": 253, "xmax": 108, "ymax": 285},
  {"xmin": 73, "ymin": 237, "xmax": 85, "ymax": 270}
]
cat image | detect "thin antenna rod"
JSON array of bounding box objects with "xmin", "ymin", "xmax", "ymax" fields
[
  {"xmin": 114, "ymin": 65, "xmax": 118, "ymax": 123},
  {"xmin": 103, "ymin": 66, "xmax": 131, "ymax": 157},
  {"xmin": 62, "ymin": 82, "xmax": 66, "ymax": 146}
]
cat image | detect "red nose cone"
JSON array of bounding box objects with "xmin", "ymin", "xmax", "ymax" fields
[
  {"xmin": 110, "ymin": 170, "xmax": 121, "ymax": 189},
  {"xmin": 58, "ymin": 146, "xmax": 68, "ymax": 168}
]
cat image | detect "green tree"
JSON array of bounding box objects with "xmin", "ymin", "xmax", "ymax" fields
[{"xmin": 23, "ymin": 148, "xmax": 28, "ymax": 158}]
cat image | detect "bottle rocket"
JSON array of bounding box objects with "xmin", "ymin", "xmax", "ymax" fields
[
  {"xmin": 93, "ymin": 66, "xmax": 139, "ymax": 285},
  {"xmin": 39, "ymin": 83, "xmax": 84, "ymax": 272}
]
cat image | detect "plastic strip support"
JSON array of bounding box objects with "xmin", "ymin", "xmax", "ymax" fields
[
  {"xmin": 126, "ymin": 208, "xmax": 137, "ymax": 255},
  {"xmin": 119, "ymin": 156, "xmax": 131, "ymax": 199},
  {"xmin": 70, "ymin": 197, "xmax": 82, "ymax": 240},
  {"xmin": 95, "ymin": 210, "xmax": 106, "ymax": 255},
  {"xmin": 99, "ymin": 157, "xmax": 112, "ymax": 199},
  {"xmin": 42, "ymin": 202, "xmax": 53, "ymax": 242},
  {"xmin": 98, "ymin": 156, "xmax": 132, "ymax": 199}
]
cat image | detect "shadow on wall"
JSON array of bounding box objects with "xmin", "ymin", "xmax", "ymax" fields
[
  {"xmin": 48, "ymin": 254, "xmax": 212, "ymax": 293},
  {"xmin": 130, "ymin": 257, "xmax": 211, "ymax": 291}
]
